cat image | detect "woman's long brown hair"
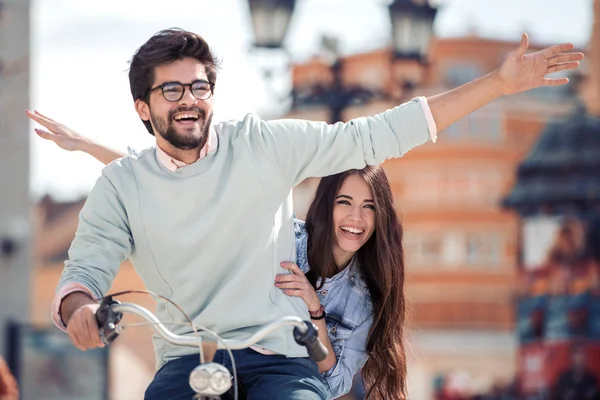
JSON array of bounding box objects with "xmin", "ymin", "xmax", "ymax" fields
[{"xmin": 305, "ymin": 165, "xmax": 407, "ymax": 399}]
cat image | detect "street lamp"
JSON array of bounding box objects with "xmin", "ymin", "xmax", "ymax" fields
[
  {"xmin": 389, "ymin": 0, "xmax": 438, "ymax": 61},
  {"xmin": 247, "ymin": 0, "xmax": 296, "ymax": 49},
  {"xmin": 246, "ymin": 0, "xmax": 438, "ymax": 122}
]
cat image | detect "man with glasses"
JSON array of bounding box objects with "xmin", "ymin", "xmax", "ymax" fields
[{"xmin": 49, "ymin": 28, "xmax": 582, "ymax": 399}]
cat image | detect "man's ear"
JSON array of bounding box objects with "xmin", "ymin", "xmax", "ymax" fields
[{"xmin": 135, "ymin": 99, "xmax": 150, "ymax": 121}]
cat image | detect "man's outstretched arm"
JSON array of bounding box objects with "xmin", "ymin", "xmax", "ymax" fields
[
  {"xmin": 428, "ymin": 33, "xmax": 583, "ymax": 132},
  {"xmin": 251, "ymin": 33, "xmax": 583, "ymax": 189}
]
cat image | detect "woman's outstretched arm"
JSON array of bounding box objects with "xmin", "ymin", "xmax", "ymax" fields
[{"xmin": 26, "ymin": 110, "xmax": 126, "ymax": 165}]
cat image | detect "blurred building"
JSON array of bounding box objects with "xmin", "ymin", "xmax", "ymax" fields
[
  {"xmin": 500, "ymin": 0, "xmax": 600, "ymax": 398},
  {"xmin": 289, "ymin": 36, "xmax": 580, "ymax": 398}
]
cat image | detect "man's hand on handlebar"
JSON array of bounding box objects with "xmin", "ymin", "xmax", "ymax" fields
[
  {"xmin": 67, "ymin": 303, "xmax": 104, "ymax": 350},
  {"xmin": 61, "ymin": 292, "xmax": 104, "ymax": 351}
]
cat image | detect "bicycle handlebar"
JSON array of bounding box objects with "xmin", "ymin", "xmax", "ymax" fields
[{"xmin": 95, "ymin": 296, "xmax": 328, "ymax": 362}]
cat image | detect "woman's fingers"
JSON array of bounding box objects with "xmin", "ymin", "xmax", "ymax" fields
[
  {"xmin": 275, "ymin": 281, "xmax": 307, "ymax": 290},
  {"xmin": 275, "ymin": 279, "xmax": 310, "ymax": 299},
  {"xmin": 26, "ymin": 109, "xmax": 58, "ymax": 131},
  {"xmin": 34, "ymin": 110, "xmax": 57, "ymax": 122},
  {"xmin": 34, "ymin": 128, "xmax": 58, "ymax": 142},
  {"xmin": 274, "ymin": 273, "xmax": 303, "ymax": 283},
  {"xmin": 280, "ymin": 262, "xmax": 303, "ymax": 276},
  {"xmin": 281, "ymin": 289, "xmax": 305, "ymax": 297},
  {"xmin": 276, "ymin": 263, "xmax": 317, "ymax": 307}
]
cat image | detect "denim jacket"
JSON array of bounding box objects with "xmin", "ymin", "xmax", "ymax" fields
[{"xmin": 294, "ymin": 218, "xmax": 373, "ymax": 399}]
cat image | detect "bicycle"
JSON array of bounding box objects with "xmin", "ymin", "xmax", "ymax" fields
[{"xmin": 94, "ymin": 290, "xmax": 328, "ymax": 400}]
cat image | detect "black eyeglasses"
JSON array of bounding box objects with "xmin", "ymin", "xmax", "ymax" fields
[{"xmin": 147, "ymin": 80, "xmax": 214, "ymax": 102}]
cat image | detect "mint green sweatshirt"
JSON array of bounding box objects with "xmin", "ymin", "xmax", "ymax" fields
[{"xmin": 58, "ymin": 99, "xmax": 433, "ymax": 368}]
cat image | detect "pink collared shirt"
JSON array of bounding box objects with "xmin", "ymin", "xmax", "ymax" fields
[
  {"xmin": 154, "ymin": 127, "xmax": 217, "ymax": 171},
  {"xmin": 416, "ymin": 96, "xmax": 438, "ymax": 143}
]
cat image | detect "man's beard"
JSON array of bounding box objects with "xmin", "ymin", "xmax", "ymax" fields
[{"xmin": 151, "ymin": 106, "xmax": 213, "ymax": 150}]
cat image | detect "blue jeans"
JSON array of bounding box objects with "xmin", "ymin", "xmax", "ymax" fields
[{"xmin": 144, "ymin": 348, "xmax": 328, "ymax": 400}]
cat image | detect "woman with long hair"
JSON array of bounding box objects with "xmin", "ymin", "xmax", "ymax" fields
[
  {"xmin": 285, "ymin": 166, "xmax": 407, "ymax": 399},
  {"xmin": 28, "ymin": 110, "xmax": 408, "ymax": 399}
]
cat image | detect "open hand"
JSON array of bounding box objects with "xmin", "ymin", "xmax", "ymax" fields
[
  {"xmin": 26, "ymin": 110, "xmax": 89, "ymax": 151},
  {"xmin": 498, "ymin": 33, "xmax": 584, "ymax": 95},
  {"xmin": 275, "ymin": 262, "xmax": 321, "ymax": 312}
]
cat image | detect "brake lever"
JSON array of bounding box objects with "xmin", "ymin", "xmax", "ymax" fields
[{"xmin": 95, "ymin": 296, "xmax": 123, "ymax": 345}]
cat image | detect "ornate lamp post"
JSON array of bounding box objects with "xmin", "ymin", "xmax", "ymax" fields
[
  {"xmin": 247, "ymin": 0, "xmax": 296, "ymax": 49},
  {"xmin": 246, "ymin": 0, "xmax": 438, "ymax": 122},
  {"xmin": 389, "ymin": 0, "xmax": 437, "ymax": 61}
]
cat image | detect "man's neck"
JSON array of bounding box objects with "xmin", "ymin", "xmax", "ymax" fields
[{"xmin": 157, "ymin": 142, "xmax": 200, "ymax": 165}]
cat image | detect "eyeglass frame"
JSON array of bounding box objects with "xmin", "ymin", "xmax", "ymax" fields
[{"xmin": 145, "ymin": 79, "xmax": 214, "ymax": 102}]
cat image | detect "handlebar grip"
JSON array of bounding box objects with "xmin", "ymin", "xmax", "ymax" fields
[
  {"xmin": 304, "ymin": 336, "xmax": 329, "ymax": 363},
  {"xmin": 293, "ymin": 321, "xmax": 328, "ymax": 362},
  {"xmin": 95, "ymin": 296, "xmax": 123, "ymax": 344}
]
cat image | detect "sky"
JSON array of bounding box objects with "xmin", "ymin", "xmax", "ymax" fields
[{"xmin": 28, "ymin": 0, "xmax": 592, "ymax": 200}]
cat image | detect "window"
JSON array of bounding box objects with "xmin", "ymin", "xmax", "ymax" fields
[
  {"xmin": 466, "ymin": 234, "xmax": 502, "ymax": 267},
  {"xmin": 405, "ymin": 234, "xmax": 442, "ymax": 266},
  {"xmin": 399, "ymin": 165, "xmax": 506, "ymax": 208},
  {"xmin": 441, "ymin": 232, "xmax": 464, "ymax": 267},
  {"xmin": 444, "ymin": 62, "xmax": 483, "ymax": 86},
  {"xmin": 406, "ymin": 231, "xmax": 504, "ymax": 269},
  {"xmin": 405, "ymin": 233, "xmax": 443, "ymax": 266},
  {"xmin": 469, "ymin": 111, "xmax": 502, "ymax": 143},
  {"xmin": 421, "ymin": 237, "xmax": 443, "ymax": 264},
  {"xmin": 441, "ymin": 110, "xmax": 503, "ymax": 144}
]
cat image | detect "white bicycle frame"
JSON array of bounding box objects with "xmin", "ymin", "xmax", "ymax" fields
[{"xmin": 95, "ymin": 296, "xmax": 327, "ymax": 400}]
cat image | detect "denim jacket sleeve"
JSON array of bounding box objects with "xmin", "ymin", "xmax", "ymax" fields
[
  {"xmin": 294, "ymin": 218, "xmax": 311, "ymax": 274},
  {"xmin": 321, "ymin": 315, "xmax": 373, "ymax": 398}
]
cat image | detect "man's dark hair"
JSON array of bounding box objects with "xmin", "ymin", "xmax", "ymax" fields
[{"xmin": 128, "ymin": 28, "xmax": 221, "ymax": 135}]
